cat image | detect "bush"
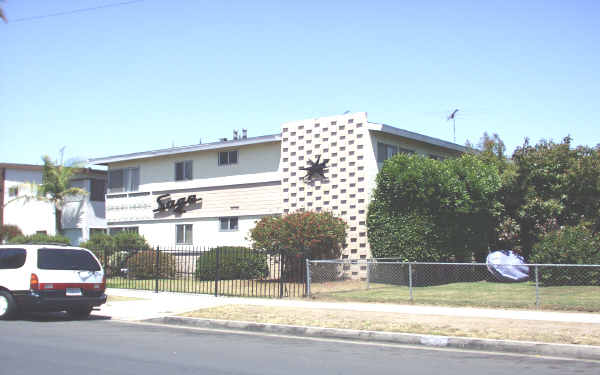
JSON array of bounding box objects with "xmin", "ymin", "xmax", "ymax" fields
[
  {"xmin": 0, "ymin": 225, "xmax": 23, "ymax": 243},
  {"xmin": 195, "ymin": 246, "xmax": 269, "ymax": 280},
  {"xmin": 250, "ymin": 211, "xmax": 347, "ymax": 259},
  {"xmin": 80, "ymin": 232, "xmax": 150, "ymax": 266},
  {"xmin": 126, "ymin": 250, "xmax": 176, "ymax": 279},
  {"xmin": 530, "ymin": 225, "xmax": 600, "ymax": 285},
  {"xmin": 8, "ymin": 233, "xmax": 70, "ymax": 245},
  {"xmin": 367, "ymin": 153, "xmax": 502, "ymax": 262}
]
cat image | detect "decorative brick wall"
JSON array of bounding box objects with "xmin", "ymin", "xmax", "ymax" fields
[{"xmin": 280, "ymin": 112, "xmax": 371, "ymax": 279}]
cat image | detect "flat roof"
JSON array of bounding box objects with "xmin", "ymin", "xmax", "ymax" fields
[{"xmin": 89, "ymin": 134, "xmax": 281, "ymax": 165}]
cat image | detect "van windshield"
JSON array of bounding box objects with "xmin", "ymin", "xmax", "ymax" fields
[{"xmin": 37, "ymin": 249, "xmax": 101, "ymax": 271}]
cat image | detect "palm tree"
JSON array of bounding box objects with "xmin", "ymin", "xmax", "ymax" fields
[{"xmin": 37, "ymin": 155, "xmax": 88, "ymax": 235}]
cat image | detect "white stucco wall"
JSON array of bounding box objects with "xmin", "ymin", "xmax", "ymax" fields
[
  {"xmin": 137, "ymin": 215, "xmax": 266, "ymax": 249},
  {"xmin": 2, "ymin": 168, "xmax": 106, "ymax": 243},
  {"xmin": 3, "ymin": 169, "xmax": 56, "ymax": 236}
]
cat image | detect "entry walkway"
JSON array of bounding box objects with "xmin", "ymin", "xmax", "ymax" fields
[{"xmin": 95, "ymin": 288, "xmax": 600, "ymax": 324}]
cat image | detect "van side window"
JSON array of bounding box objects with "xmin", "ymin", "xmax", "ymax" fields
[{"xmin": 0, "ymin": 249, "xmax": 27, "ymax": 269}]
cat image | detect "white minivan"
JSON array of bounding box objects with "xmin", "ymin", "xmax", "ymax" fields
[{"xmin": 0, "ymin": 244, "xmax": 107, "ymax": 319}]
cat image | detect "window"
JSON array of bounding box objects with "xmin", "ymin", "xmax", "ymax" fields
[
  {"xmin": 175, "ymin": 160, "xmax": 193, "ymax": 181},
  {"xmin": 90, "ymin": 179, "xmax": 106, "ymax": 201},
  {"xmin": 108, "ymin": 227, "xmax": 139, "ymax": 235},
  {"xmin": 377, "ymin": 142, "xmax": 398, "ymax": 163},
  {"xmin": 176, "ymin": 224, "xmax": 193, "ymax": 244},
  {"xmin": 219, "ymin": 217, "xmax": 239, "ymax": 231},
  {"xmin": 377, "ymin": 143, "xmax": 415, "ymax": 163},
  {"xmin": 108, "ymin": 167, "xmax": 139, "ymax": 193},
  {"xmin": 8, "ymin": 186, "xmax": 18, "ymax": 198},
  {"xmin": 218, "ymin": 150, "xmax": 238, "ymax": 166},
  {"xmin": 0, "ymin": 248, "xmax": 26, "ymax": 269},
  {"xmin": 37, "ymin": 249, "xmax": 100, "ymax": 271}
]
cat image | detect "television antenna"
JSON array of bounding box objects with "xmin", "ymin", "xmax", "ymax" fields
[{"xmin": 447, "ymin": 109, "xmax": 459, "ymax": 143}]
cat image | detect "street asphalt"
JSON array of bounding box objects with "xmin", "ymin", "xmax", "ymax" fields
[
  {"xmin": 5, "ymin": 318, "xmax": 600, "ymax": 375},
  {"xmin": 93, "ymin": 288, "xmax": 600, "ymax": 361}
]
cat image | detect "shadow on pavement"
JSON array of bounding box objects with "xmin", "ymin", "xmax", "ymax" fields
[{"xmin": 16, "ymin": 311, "xmax": 112, "ymax": 322}]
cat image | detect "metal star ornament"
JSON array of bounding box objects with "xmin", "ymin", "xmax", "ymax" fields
[{"xmin": 300, "ymin": 155, "xmax": 329, "ymax": 182}]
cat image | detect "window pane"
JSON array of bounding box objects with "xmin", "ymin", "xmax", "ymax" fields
[
  {"xmin": 229, "ymin": 217, "xmax": 238, "ymax": 230},
  {"xmin": 185, "ymin": 224, "xmax": 193, "ymax": 244},
  {"xmin": 229, "ymin": 151, "xmax": 238, "ymax": 164},
  {"xmin": 176, "ymin": 225, "xmax": 183, "ymax": 243},
  {"xmin": 175, "ymin": 162, "xmax": 184, "ymax": 181},
  {"xmin": 0, "ymin": 249, "xmax": 27, "ymax": 269},
  {"xmin": 37, "ymin": 249, "xmax": 100, "ymax": 271},
  {"xmin": 387, "ymin": 145, "xmax": 398, "ymax": 159},
  {"xmin": 130, "ymin": 168, "xmax": 140, "ymax": 191},
  {"xmin": 377, "ymin": 143, "xmax": 387, "ymax": 162},
  {"xmin": 219, "ymin": 152, "xmax": 228, "ymax": 165},
  {"xmin": 90, "ymin": 179, "xmax": 106, "ymax": 201},
  {"xmin": 108, "ymin": 170, "xmax": 124, "ymax": 193},
  {"xmin": 220, "ymin": 218, "xmax": 228, "ymax": 230},
  {"xmin": 185, "ymin": 161, "xmax": 193, "ymax": 180}
]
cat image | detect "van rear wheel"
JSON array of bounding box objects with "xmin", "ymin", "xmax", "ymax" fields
[
  {"xmin": 0, "ymin": 291, "xmax": 17, "ymax": 320},
  {"xmin": 67, "ymin": 305, "xmax": 93, "ymax": 320}
]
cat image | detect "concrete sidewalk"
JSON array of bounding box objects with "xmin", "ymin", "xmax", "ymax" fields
[
  {"xmin": 95, "ymin": 288, "xmax": 600, "ymax": 361},
  {"xmin": 97, "ymin": 288, "xmax": 600, "ymax": 324}
]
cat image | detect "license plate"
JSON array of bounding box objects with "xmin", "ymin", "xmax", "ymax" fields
[{"xmin": 66, "ymin": 288, "xmax": 82, "ymax": 296}]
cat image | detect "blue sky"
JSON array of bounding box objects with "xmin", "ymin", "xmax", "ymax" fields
[{"xmin": 1, "ymin": 0, "xmax": 598, "ymax": 166}]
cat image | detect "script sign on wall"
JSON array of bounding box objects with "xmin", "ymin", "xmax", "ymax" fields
[{"xmin": 153, "ymin": 193, "xmax": 202, "ymax": 214}]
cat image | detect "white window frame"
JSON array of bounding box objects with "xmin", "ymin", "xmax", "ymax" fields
[
  {"xmin": 108, "ymin": 167, "xmax": 140, "ymax": 193},
  {"xmin": 175, "ymin": 160, "xmax": 193, "ymax": 181},
  {"xmin": 176, "ymin": 224, "xmax": 193, "ymax": 244},
  {"xmin": 218, "ymin": 150, "xmax": 238, "ymax": 166},
  {"xmin": 219, "ymin": 217, "xmax": 239, "ymax": 231}
]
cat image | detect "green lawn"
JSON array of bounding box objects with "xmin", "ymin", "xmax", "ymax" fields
[
  {"xmin": 107, "ymin": 277, "xmax": 600, "ymax": 312},
  {"xmin": 309, "ymin": 280, "xmax": 600, "ymax": 312}
]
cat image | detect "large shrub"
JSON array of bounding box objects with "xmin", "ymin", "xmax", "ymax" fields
[
  {"xmin": 368, "ymin": 153, "xmax": 502, "ymax": 262},
  {"xmin": 8, "ymin": 233, "xmax": 70, "ymax": 245},
  {"xmin": 529, "ymin": 225, "xmax": 600, "ymax": 285},
  {"xmin": 126, "ymin": 250, "xmax": 176, "ymax": 279},
  {"xmin": 250, "ymin": 211, "xmax": 347, "ymax": 259},
  {"xmin": 195, "ymin": 246, "xmax": 269, "ymax": 280},
  {"xmin": 507, "ymin": 137, "xmax": 600, "ymax": 259},
  {"xmin": 0, "ymin": 225, "xmax": 23, "ymax": 243},
  {"xmin": 80, "ymin": 232, "xmax": 151, "ymax": 271}
]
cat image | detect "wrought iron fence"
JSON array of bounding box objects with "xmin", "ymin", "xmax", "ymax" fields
[
  {"xmin": 94, "ymin": 246, "xmax": 306, "ymax": 298},
  {"xmin": 306, "ymin": 259, "xmax": 600, "ymax": 312}
]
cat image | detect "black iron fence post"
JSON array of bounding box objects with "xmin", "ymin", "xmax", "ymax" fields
[
  {"xmin": 279, "ymin": 251, "xmax": 284, "ymax": 298},
  {"xmin": 215, "ymin": 247, "xmax": 220, "ymax": 297},
  {"xmin": 155, "ymin": 246, "xmax": 160, "ymax": 294}
]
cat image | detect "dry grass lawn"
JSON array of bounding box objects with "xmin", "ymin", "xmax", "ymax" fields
[{"xmin": 181, "ymin": 305, "xmax": 600, "ymax": 346}]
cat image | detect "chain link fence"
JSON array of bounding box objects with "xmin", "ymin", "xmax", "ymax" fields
[{"xmin": 306, "ymin": 260, "xmax": 600, "ymax": 312}]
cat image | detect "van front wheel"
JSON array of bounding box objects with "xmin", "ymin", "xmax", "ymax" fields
[{"xmin": 0, "ymin": 291, "xmax": 17, "ymax": 320}]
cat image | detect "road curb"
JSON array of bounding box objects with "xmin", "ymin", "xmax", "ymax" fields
[{"xmin": 145, "ymin": 316, "xmax": 600, "ymax": 361}]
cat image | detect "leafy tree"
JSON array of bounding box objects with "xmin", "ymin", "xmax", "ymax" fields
[
  {"xmin": 250, "ymin": 211, "xmax": 347, "ymax": 259},
  {"xmin": 368, "ymin": 153, "xmax": 502, "ymax": 261},
  {"xmin": 0, "ymin": 224, "xmax": 23, "ymax": 243},
  {"xmin": 37, "ymin": 155, "xmax": 88, "ymax": 236},
  {"xmin": 508, "ymin": 137, "xmax": 600, "ymax": 258}
]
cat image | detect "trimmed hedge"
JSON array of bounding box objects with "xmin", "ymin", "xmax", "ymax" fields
[
  {"xmin": 8, "ymin": 233, "xmax": 70, "ymax": 245},
  {"xmin": 195, "ymin": 246, "xmax": 269, "ymax": 281},
  {"xmin": 126, "ymin": 250, "xmax": 176, "ymax": 279},
  {"xmin": 530, "ymin": 225, "xmax": 600, "ymax": 285}
]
